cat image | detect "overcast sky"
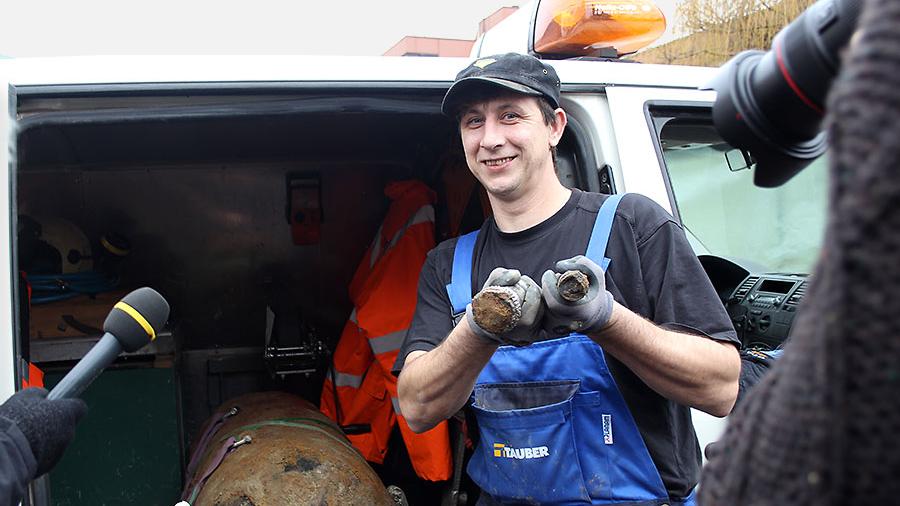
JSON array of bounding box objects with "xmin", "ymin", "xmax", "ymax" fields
[{"xmin": 1, "ymin": 0, "xmax": 681, "ymax": 57}]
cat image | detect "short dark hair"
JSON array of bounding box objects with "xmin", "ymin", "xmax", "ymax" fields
[
  {"xmin": 535, "ymin": 96, "xmax": 559, "ymax": 128},
  {"xmin": 453, "ymin": 87, "xmax": 561, "ymax": 168},
  {"xmin": 452, "ymin": 85, "xmax": 559, "ymax": 128}
]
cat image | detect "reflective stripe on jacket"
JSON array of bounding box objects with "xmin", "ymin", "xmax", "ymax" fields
[{"xmin": 320, "ymin": 180, "xmax": 452, "ymax": 481}]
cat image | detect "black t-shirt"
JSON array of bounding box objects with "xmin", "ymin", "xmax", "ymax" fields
[{"xmin": 394, "ymin": 189, "xmax": 738, "ymax": 498}]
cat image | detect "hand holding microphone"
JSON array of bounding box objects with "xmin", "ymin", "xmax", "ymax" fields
[
  {"xmin": 0, "ymin": 388, "xmax": 86, "ymax": 476},
  {"xmin": 48, "ymin": 287, "xmax": 170, "ymax": 400},
  {"xmin": 0, "ymin": 287, "xmax": 169, "ymax": 498}
]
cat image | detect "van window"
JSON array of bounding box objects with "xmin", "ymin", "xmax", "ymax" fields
[{"xmin": 650, "ymin": 107, "xmax": 827, "ymax": 274}]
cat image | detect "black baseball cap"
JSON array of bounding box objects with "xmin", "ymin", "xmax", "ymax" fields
[{"xmin": 441, "ymin": 52, "xmax": 562, "ymax": 116}]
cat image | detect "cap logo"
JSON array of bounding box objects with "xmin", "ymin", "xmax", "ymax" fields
[{"xmin": 473, "ymin": 58, "xmax": 496, "ymax": 69}]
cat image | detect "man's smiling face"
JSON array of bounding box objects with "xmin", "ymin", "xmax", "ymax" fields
[{"xmin": 458, "ymin": 94, "xmax": 562, "ymax": 201}]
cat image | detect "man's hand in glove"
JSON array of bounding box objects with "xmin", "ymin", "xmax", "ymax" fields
[
  {"xmin": 467, "ymin": 267, "xmax": 544, "ymax": 346},
  {"xmin": 541, "ymin": 255, "xmax": 614, "ymax": 337},
  {"xmin": 0, "ymin": 387, "xmax": 87, "ymax": 476}
]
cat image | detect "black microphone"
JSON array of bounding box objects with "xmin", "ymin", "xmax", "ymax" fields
[{"xmin": 47, "ymin": 287, "xmax": 170, "ymax": 400}]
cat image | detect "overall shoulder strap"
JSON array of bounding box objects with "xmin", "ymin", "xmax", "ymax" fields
[
  {"xmin": 446, "ymin": 230, "xmax": 479, "ymax": 315},
  {"xmin": 585, "ymin": 193, "xmax": 625, "ymax": 271}
]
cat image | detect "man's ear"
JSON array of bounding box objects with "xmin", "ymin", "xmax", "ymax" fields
[{"xmin": 549, "ymin": 108, "xmax": 568, "ymax": 147}]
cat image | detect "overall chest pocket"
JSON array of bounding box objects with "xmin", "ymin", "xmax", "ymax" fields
[{"xmin": 468, "ymin": 380, "xmax": 594, "ymax": 504}]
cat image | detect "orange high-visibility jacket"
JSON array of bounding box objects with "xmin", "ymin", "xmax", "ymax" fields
[{"xmin": 320, "ymin": 180, "xmax": 451, "ymax": 481}]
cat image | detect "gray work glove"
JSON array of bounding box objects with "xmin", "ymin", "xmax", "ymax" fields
[
  {"xmin": 0, "ymin": 387, "xmax": 87, "ymax": 476},
  {"xmin": 466, "ymin": 267, "xmax": 544, "ymax": 346},
  {"xmin": 541, "ymin": 255, "xmax": 615, "ymax": 337}
]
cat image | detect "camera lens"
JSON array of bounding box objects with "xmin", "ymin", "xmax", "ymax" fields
[{"xmin": 707, "ymin": 0, "xmax": 861, "ymax": 187}]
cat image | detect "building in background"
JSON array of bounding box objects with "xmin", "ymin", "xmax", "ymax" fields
[
  {"xmin": 383, "ymin": 7, "xmax": 518, "ymax": 57},
  {"xmin": 384, "ymin": 0, "xmax": 808, "ymax": 68}
]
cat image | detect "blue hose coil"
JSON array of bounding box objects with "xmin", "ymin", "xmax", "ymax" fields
[{"xmin": 27, "ymin": 271, "xmax": 119, "ymax": 305}]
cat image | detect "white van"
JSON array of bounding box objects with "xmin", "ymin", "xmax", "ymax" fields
[{"xmin": 0, "ymin": 2, "xmax": 826, "ymax": 504}]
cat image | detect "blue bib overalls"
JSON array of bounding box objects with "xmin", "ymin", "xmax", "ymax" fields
[{"xmin": 446, "ymin": 195, "xmax": 697, "ymax": 505}]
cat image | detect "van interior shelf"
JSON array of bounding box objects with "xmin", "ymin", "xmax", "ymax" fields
[{"xmin": 31, "ymin": 330, "xmax": 174, "ymax": 364}]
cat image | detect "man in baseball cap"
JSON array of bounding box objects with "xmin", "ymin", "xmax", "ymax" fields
[{"xmin": 396, "ymin": 52, "xmax": 740, "ymax": 506}]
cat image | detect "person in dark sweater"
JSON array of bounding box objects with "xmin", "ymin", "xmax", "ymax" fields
[{"xmin": 699, "ymin": 0, "xmax": 900, "ymax": 503}]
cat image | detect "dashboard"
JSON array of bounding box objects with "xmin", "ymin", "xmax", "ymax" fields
[
  {"xmin": 699, "ymin": 255, "xmax": 807, "ymax": 350},
  {"xmin": 726, "ymin": 273, "xmax": 806, "ymax": 350}
]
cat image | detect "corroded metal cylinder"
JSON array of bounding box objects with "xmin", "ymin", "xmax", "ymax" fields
[{"xmin": 187, "ymin": 391, "xmax": 393, "ymax": 506}]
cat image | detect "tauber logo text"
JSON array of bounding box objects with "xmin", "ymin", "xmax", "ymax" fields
[{"xmin": 493, "ymin": 443, "xmax": 550, "ymax": 459}]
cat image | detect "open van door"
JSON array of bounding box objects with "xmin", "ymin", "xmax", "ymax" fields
[
  {"xmin": 0, "ymin": 60, "xmax": 22, "ymax": 401},
  {"xmin": 606, "ymin": 84, "xmax": 728, "ymax": 457},
  {"xmin": 606, "ymin": 86, "xmax": 717, "ymax": 215},
  {"xmin": 0, "ymin": 54, "xmax": 473, "ymax": 505}
]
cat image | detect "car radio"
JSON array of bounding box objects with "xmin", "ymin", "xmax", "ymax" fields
[{"xmin": 726, "ymin": 273, "xmax": 808, "ymax": 350}]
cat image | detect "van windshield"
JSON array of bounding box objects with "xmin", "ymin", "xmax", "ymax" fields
[{"xmin": 652, "ymin": 109, "xmax": 828, "ymax": 275}]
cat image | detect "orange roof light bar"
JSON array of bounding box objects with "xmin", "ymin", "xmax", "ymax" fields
[{"xmin": 534, "ymin": 0, "xmax": 667, "ymax": 57}]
